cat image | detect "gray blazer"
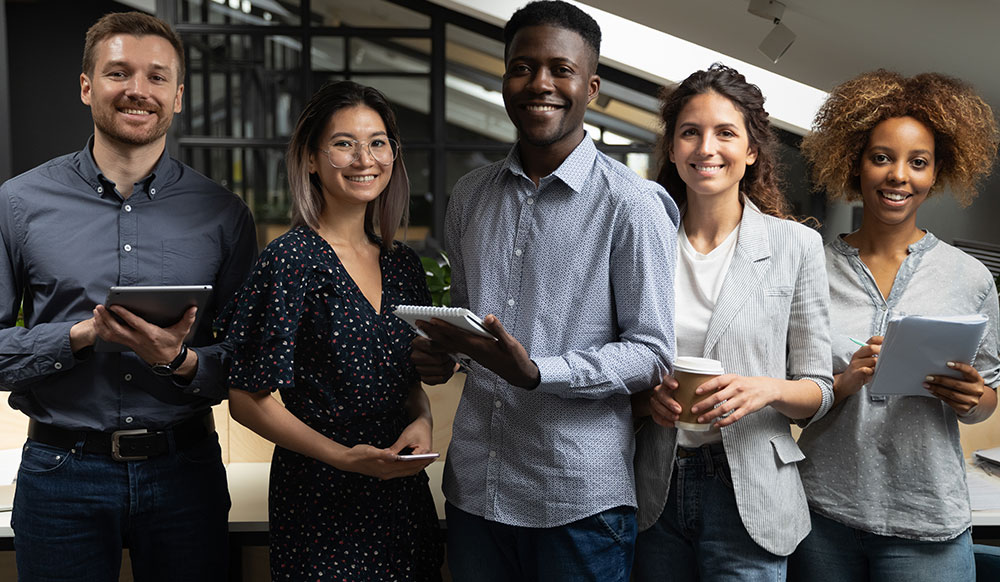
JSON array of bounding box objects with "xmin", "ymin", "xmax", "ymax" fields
[{"xmin": 634, "ymin": 203, "xmax": 833, "ymax": 557}]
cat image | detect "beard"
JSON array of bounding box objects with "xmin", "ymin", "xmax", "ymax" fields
[{"xmin": 92, "ymin": 97, "xmax": 174, "ymax": 146}]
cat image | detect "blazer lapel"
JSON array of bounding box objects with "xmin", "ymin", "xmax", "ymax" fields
[{"xmin": 702, "ymin": 203, "xmax": 771, "ymax": 356}]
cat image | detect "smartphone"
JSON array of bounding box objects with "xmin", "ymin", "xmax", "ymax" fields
[{"xmin": 397, "ymin": 453, "xmax": 439, "ymax": 461}]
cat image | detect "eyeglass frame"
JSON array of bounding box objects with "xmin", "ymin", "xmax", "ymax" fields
[{"xmin": 318, "ymin": 137, "xmax": 400, "ymax": 169}]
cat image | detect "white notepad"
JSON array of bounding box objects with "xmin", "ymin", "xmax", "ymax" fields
[
  {"xmin": 393, "ymin": 305, "xmax": 497, "ymax": 339},
  {"xmin": 868, "ymin": 314, "xmax": 989, "ymax": 397}
]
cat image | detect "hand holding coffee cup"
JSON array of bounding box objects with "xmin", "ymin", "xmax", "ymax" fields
[{"xmin": 671, "ymin": 357, "xmax": 725, "ymax": 431}]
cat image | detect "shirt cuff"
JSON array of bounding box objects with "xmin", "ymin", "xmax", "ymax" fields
[
  {"xmin": 533, "ymin": 355, "xmax": 572, "ymax": 394},
  {"xmin": 172, "ymin": 345, "xmax": 218, "ymax": 397}
]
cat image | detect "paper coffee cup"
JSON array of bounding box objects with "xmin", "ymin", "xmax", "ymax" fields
[{"xmin": 672, "ymin": 356, "xmax": 724, "ymax": 432}]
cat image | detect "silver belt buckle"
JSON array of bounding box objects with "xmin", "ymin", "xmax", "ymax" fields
[{"xmin": 112, "ymin": 428, "xmax": 150, "ymax": 461}]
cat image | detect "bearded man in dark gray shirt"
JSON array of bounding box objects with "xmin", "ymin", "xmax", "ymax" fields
[{"xmin": 0, "ymin": 12, "xmax": 256, "ymax": 580}]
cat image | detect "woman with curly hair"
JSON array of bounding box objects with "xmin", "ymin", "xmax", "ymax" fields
[
  {"xmin": 632, "ymin": 63, "xmax": 833, "ymax": 581},
  {"xmin": 789, "ymin": 71, "xmax": 1000, "ymax": 582}
]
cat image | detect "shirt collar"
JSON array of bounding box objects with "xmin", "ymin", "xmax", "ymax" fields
[
  {"xmin": 75, "ymin": 135, "xmax": 173, "ymax": 200},
  {"xmin": 498, "ymin": 132, "xmax": 598, "ymax": 195},
  {"xmin": 831, "ymin": 230, "xmax": 938, "ymax": 256}
]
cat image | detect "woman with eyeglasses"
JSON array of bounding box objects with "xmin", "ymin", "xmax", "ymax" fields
[{"xmin": 217, "ymin": 81, "xmax": 443, "ymax": 581}]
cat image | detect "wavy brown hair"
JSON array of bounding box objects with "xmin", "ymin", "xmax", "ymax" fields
[
  {"xmin": 655, "ymin": 63, "xmax": 790, "ymax": 218},
  {"xmin": 801, "ymin": 70, "xmax": 998, "ymax": 207},
  {"xmin": 287, "ymin": 81, "xmax": 409, "ymax": 248}
]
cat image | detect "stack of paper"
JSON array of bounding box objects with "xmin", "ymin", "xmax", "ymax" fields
[
  {"xmin": 971, "ymin": 447, "xmax": 1000, "ymax": 510},
  {"xmin": 869, "ymin": 314, "xmax": 989, "ymax": 396},
  {"xmin": 975, "ymin": 446, "xmax": 1000, "ymax": 474}
]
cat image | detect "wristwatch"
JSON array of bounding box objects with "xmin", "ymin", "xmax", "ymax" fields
[{"xmin": 150, "ymin": 344, "xmax": 188, "ymax": 377}]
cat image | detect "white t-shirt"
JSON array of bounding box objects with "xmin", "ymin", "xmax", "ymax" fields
[{"xmin": 675, "ymin": 222, "xmax": 739, "ymax": 447}]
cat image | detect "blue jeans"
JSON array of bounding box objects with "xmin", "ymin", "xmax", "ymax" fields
[
  {"xmin": 787, "ymin": 510, "xmax": 975, "ymax": 582},
  {"xmin": 634, "ymin": 444, "xmax": 786, "ymax": 582},
  {"xmin": 445, "ymin": 501, "xmax": 637, "ymax": 582},
  {"xmin": 12, "ymin": 433, "xmax": 231, "ymax": 582}
]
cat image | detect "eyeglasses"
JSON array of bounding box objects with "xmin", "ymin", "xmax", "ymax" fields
[{"xmin": 319, "ymin": 137, "xmax": 399, "ymax": 168}]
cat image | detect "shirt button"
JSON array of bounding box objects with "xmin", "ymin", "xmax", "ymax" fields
[
  {"xmin": 525, "ymin": 198, "xmax": 534, "ymax": 206},
  {"xmin": 489, "ymin": 450, "xmax": 497, "ymax": 458},
  {"xmin": 514, "ymin": 248, "xmax": 523, "ymax": 257},
  {"xmin": 124, "ymin": 373, "xmax": 132, "ymax": 381},
  {"xmin": 124, "ymin": 204, "xmax": 132, "ymax": 212},
  {"xmin": 494, "ymin": 400, "xmax": 502, "ymax": 409},
  {"xmin": 123, "ymin": 244, "xmax": 132, "ymax": 252},
  {"xmin": 125, "ymin": 416, "xmax": 133, "ymax": 424},
  {"xmin": 96, "ymin": 186, "xmax": 103, "ymax": 194},
  {"xmin": 150, "ymin": 188, "xmax": 156, "ymax": 195},
  {"xmin": 507, "ymin": 298, "xmax": 515, "ymax": 307},
  {"xmin": 53, "ymin": 362, "xmax": 63, "ymax": 370}
]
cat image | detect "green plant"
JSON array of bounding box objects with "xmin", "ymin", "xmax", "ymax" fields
[
  {"xmin": 421, "ymin": 252, "xmax": 451, "ymax": 307},
  {"xmin": 16, "ymin": 302, "xmax": 24, "ymax": 327}
]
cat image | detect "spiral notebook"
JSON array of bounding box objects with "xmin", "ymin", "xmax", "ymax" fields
[
  {"xmin": 868, "ymin": 313, "xmax": 989, "ymax": 396},
  {"xmin": 393, "ymin": 305, "xmax": 497, "ymax": 339}
]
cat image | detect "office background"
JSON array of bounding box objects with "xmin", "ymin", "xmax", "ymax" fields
[{"xmin": 0, "ymin": 0, "xmax": 999, "ymax": 580}]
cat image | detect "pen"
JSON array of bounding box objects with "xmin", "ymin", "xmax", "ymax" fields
[{"xmin": 849, "ymin": 337, "xmax": 867, "ymax": 347}]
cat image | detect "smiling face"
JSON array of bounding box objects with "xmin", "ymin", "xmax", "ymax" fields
[
  {"xmin": 670, "ymin": 91, "xmax": 757, "ymax": 204},
  {"xmin": 81, "ymin": 34, "xmax": 183, "ymax": 148},
  {"xmin": 309, "ymin": 105, "xmax": 393, "ymax": 213},
  {"xmin": 858, "ymin": 116, "xmax": 937, "ymax": 230},
  {"xmin": 502, "ymin": 25, "xmax": 599, "ymax": 156}
]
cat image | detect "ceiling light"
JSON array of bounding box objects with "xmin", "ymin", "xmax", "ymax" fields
[
  {"xmin": 748, "ymin": 0, "xmax": 796, "ymax": 63},
  {"xmin": 759, "ymin": 22, "xmax": 795, "ymax": 63}
]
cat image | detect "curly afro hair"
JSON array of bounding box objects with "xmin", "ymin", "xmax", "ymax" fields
[
  {"xmin": 801, "ymin": 70, "xmax": 998, "ymax": 207},
  {"xmin": 655, "ymin": 63, "xmax": 791, "ymax": 219}
]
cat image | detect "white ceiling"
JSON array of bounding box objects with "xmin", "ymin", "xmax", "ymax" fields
[
  {"xmin": 587, "ymin": 0, "xmax": 1000, "ymax": 106},
  {"xmin": 437, "ymin": 0, "xmax": 1000, "ymax": 130}
]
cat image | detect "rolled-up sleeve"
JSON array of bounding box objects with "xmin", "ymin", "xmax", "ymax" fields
[{"xmin": 788, "ymin": 230, "xmax": 834, "ymax": 426}]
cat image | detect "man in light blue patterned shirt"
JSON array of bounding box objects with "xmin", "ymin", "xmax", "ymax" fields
[{"xmin": 411, "ymin": 1, "xmax": 678, "ymax": 580}]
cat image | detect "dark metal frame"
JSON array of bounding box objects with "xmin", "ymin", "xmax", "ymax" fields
[
  {"xmin": 0, "ymin": 0, "xmax": 12, "ymax": 181},
  {"xmin": 162, "ymin": 0, "xmax": 663, "ymax": 241}
]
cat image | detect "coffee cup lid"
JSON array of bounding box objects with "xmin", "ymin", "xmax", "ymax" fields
[{"xmin": 673, "ymin": 356, "xmax": 724, "ymax": 375}]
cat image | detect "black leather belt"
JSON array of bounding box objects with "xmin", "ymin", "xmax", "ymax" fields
[{"xmin": 27, "ymin": 413, "xmax": 215, "ymax": 461}]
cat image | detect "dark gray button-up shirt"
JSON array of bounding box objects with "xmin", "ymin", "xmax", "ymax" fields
[{"xmin": 0, "ymin": 138, "xmax": 257, "ymax": 431}]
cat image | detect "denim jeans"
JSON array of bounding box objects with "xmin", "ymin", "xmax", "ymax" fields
[
  {"xmin": 12, "ymin": 432, "xmax": 231, "ymax": 582},
  {"xmin": 787, "ymin": 510, "xmax": 975, "ymax": 582},
  {"xmin": 445, "ymin": 501, "xmax": 637, "ymax": 582},
  {"xmin": 634, "ymin": 444, "xmax": 786, "ymax": 582}
]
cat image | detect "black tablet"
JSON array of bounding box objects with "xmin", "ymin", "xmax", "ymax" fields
[{"xmin": 94, "ymin": 285, "xmax": 213, "ymax": 352}]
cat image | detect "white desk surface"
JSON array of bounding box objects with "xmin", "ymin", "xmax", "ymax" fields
[{"xmin": 0, "ymin": 460, "xmax": 994, "ymax": 539}]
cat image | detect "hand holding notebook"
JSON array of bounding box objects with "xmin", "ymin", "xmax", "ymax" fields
[
  {"xmin": 868, "ymin": 314, "xmax": 989, "ymax": 397},
  {"xmin": 393, "ymin": 305, "xmax": 497, "ymax": 340}
]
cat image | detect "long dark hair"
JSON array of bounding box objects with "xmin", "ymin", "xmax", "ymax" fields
[
  {"xmin": 287, "ymin": 81, "xmax": 410, "ymax": 248},
  {"xmin": 656, "ymin": 63, "xmax": 789, "ymax": 218}
]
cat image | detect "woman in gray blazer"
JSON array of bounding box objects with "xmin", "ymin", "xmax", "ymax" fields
[
  {"xmin": 789, "ymin": 71, "xmax": 1000, "ymax": 582},
  {"xmin": 632, "ymin": 64, "xmax": 833, "ymax": 582}
]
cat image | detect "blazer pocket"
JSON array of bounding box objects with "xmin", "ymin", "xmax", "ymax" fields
[
  {"xmin": 764, "ymin": 286, "xmax": 794, "ymax": 296},
  {"xmin": 770, "ymin": 433, "xmax": 805, "ymax": 464}
]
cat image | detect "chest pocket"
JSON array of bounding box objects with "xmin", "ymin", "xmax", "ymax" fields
[{"xmin": 162, "ymin": 235, "xmax": 222, "ymax": 285}]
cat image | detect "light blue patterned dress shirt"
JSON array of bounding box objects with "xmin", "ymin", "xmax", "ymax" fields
[{"xmin": 442, "ymin": 135, "xmax": 680, "ymax": 528}]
